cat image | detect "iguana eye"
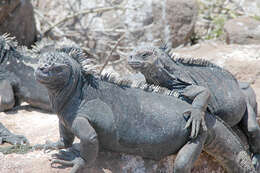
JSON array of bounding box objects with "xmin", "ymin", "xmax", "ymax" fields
[{"xmin": 142, "ymin": 52, "xmax": 151, "ymax": 58}]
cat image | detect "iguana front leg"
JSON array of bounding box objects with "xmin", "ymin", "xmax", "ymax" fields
[
  {"xmin": 44, "ymin": 121, "xmax": 75, "ymax": 151},
  {"xmin": 51, "ymin": 116, "xmax": 99, "ymax": 173},
  {"xmin": 0, "ymin": 80, "xmax": 15, "ymax": 112},
  {"xmin": 0, "ymin": 122, "xmax": 28, "ymax": 145},
  {"xmin": 181, "ymin": 85, "xmax": 210, "ymax": 139}
]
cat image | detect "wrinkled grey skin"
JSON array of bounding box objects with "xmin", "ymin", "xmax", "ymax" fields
[
  {"xmin": 35, "ymin": 49, "xmax": 256, "ymax": 173},
  {"xmin": 128, "ymin": 45, "xmax": 260, "ymax": 170},
  {"xmin": 0, "ymin": 35, "xmax": 50, "ymax": 145}
]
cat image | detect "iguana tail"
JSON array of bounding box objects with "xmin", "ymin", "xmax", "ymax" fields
[{"xmin": 204, "ymin": 115, "xmax": 256, "ymax": 173}]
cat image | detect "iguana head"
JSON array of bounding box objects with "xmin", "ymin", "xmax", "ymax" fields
[
  {"xmin": 128, "ymin": 45, "xmax": 159, "ymax": 71},
  {"xmin": 35, "ymin": 51, "xmax": 77, "ymax": 90},
  {"xmin": 35, "ymin": 48, "xmax": 83, "ymax": 112}
]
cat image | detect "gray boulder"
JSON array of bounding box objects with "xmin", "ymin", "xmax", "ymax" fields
[
  {"xmin": 152, "ymin": 0, "xmax": 198, "ymax": 47},
  {"xmin": 0, "ymin": 0, "xmax": 36, "ymax": 47},
  {"xmin": 224, "ymin": 16, "xmax": 260, "ymax": 45}
]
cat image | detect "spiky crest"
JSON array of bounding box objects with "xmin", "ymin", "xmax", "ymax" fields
[
  {"xmin": 100, "ymin": 73, "xmax": 181, "ymax": 97},
  {"xmin": 159, "ymin": 46, "xmax": 237, "ymax": 80},
  {"xmin": 170, "ymin": 54, "xmax": 223, "ymax": 69},
  {"xmin": 30, "ymin": 38, "xmax": 55, "ymax": 54},
  {"xmin": 0, "ymin": 33, "xmax": 18, "ymax": 50}
]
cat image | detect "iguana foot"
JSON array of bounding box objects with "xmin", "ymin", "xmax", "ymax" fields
[
  {"xmin": 183, "ymin": 108, "xmax": 207, "ymax": 139},
  {"xmin": 51, "ymin": 149, "xmax": 85, "ymax": 173},
  {"xmin": 43, "ymin": 140, "xmax": 66, "ymax": 153},
  {"xmin": 252, "ymin": 154, "xmax": 260, "ymax": 171},
  {"xmin": 1, "ymin": 134, "xmax": 29, "ymax": 145}
]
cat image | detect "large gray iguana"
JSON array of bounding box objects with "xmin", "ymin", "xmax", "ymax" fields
[
  {"xmin": 0, "ymin": 34, "xmax": 81, "ymax": 112},
  {"xmin": 127, "ymin": 44, "xmax": 260, "ymax": 168},
  {"xmin": 0, "ymin": 34, "xmax": 79, "ymax": 145},
  {"xmin": 35, "ymin": 47, "xmax": 257, "ymax": 173}
]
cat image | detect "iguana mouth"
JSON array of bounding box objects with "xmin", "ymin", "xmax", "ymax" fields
[
  {"xmin": 128, "ymin": 61, "xmax": 143, "ymax": 69},
  {"xmin": 35, "ymin": 67, "xmax": 52, "ymax": 83}
]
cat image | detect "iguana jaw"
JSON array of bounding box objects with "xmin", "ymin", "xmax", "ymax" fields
[
  {"xmin": 128, "ymin": 61, "xmax": 144, "ymax": 69},
  {"xmin": 35, "ymin": 67, "xmax": 51, "ymax": 84}
]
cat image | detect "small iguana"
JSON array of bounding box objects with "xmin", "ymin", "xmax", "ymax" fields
[
  {"xmin": 128, "ymin": 44, "xmax": 260, "ymax": 169},
  {"xmin": 35, "ymin": 47, "xmax": 256, "ymax": 173}
]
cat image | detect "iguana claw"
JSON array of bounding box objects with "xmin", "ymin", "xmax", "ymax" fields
[
  {"xmin": 51, "ymin": 149, "xmax": 85, "ymax": 173},
  {"xmin": 252, "ymin": 154, "xmax": 260, "ymax": 171},
  {"xmin": 43, "ymin": 140, "xmax": 65, "ymax": 153},
  {"xmin": 3, "ymin": 134, "xmax": 29, "ymax": 145},
  {"xmin": 183, "ymin": 108, "xmax": 207, "ymax": 139}
]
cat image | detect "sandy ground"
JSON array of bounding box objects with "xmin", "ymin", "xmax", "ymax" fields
[{"xmin": 0, "ymin": 106, "xmax": 72, "ymax": 173}]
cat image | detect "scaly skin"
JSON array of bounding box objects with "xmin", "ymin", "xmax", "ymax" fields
[
  {"xmin": 128, "ymin": 45, "xmax": 260, "ymax": 169},
  {"xmin": 35, "ymin": 48, "xmax": 256, "ymax": 173}
]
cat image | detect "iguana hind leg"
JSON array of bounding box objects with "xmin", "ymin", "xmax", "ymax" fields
[
  {"xmin": 0, "ymin": 80, "xmax": 15, "ymax": 112},
  {"xmin": 173, "ymin": 130, "xmax": 207, "ymax": 173}
]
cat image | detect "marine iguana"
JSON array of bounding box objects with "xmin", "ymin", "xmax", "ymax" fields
[
  {"xmin": 0, "ymin": 34, "xmax": 80, "ymax": 112},
  {"xmin": 127, "ymin": 44, "xmax": 260, "ymax": 168},
  {"xmin": 35, "ymin": 47, "xmax": 257, "ymax": 173},
  {"xmin": 0, "ymin": 34, "xmax": 78, "ymax": 145},
  {"xmin": 0, "ymin": 34, "xmax": 51, "ymax": 112}
]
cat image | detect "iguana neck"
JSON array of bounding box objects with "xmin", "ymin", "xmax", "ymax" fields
[
  {"xmin": 141, "ymin": 54, "xmax": 182, "ymax": 88},
  {"xmin": 48, "ymin": 66, "xmax": 82, "ymax": 115}
]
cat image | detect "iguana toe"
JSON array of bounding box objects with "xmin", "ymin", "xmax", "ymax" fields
[
  {"xmin": 51, "ymin": 148, "xmax": 80, "ymax": 161},
  {"xmin": 5, "ymin": 134, "xmax": 29, "ymax": 145},
  {"xmin": 43, "ymin": 140, "xmax": 66, "ymax": 153},
  {"xmin": 51, "ymin": 156, "xmax": 85, "ymax": 173},
  {"xmin": 252, "ymin": 154, "xmax": 260, "ymax": 171}
]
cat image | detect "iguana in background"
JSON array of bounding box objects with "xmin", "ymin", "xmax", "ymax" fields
[
  {"xmin": 35, "ymin": 47, "xmax": 257, "ymax": 173},
  {"xmin": 0, "ymin": 34, "xmax": 50, "ymax": 112},
  {"xmin": 128, "ymin": 44, "xmax": 260, "ymax": 169}
]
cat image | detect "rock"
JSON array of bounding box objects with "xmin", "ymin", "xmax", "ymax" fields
[
  {"xmin": 232, "ymin": 0, "xmax": 260, "ymax": 17},
  {"xmin": 0, "ymin": 0, "xmax": 37, "ymax": 47},
  {"xmin": 0, "ymin": 106, "xmax": 225, "ymax": 172},
  {"xmin": 173, "ymin": 41, "xmax": 260, "ymax": 116},
  {"xmin": 35, "ymin": 0, "xmax": 197, "ymax": 58},
  {"xmin": 224, "ymin": 16, "xmax": 260, "ymax": 45},
  {"xmin": 152, "ymin": 0, "xmax": 198, "ymax": 47}
]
